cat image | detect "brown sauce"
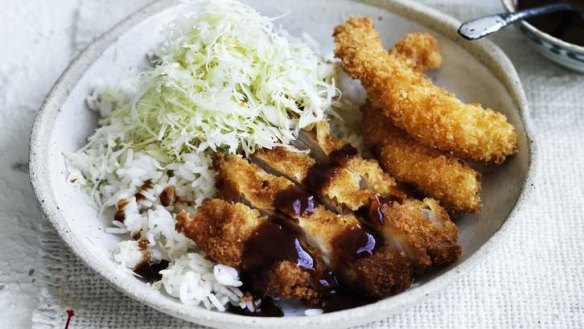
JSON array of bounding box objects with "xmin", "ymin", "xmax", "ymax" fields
[
  {"xmin": 517, "ymin": 0, "xmax": 584, "ymax": 46},
  {"xmin": 135, "ymin": 181, "xmax": 153, "ymax": 202},
  {"xmin": 230, "ymin": 144, "xmax": 385, "ymax": 316},
  {"xmin": 114, "ymin": 209, "xmax": 126, "ymax": 222},
  {"xmin": 241, "ymin": 220, "xmax": 316, "ymax": 296},
  {"xmin": 273, "ymin": 187, "xmax": 315, "ymax": 216},
  {"xmin": 316, "ymin": 269, "xmax": 340, "ymax": 290},
  {"xmin": 159, "ymin": 185, "xmax": 176, "ymax": 206},
  {"xmin": 227, "ymin": 298, "xmax": 284, "ymax": 317},
  {"xmin": 133, "ymin": 259, "xmax": 170, "ymax": 283},
  {"xmin": 114, "ymin": 199, "xmax": 129, "ymax": 223},
  {"xmin": 331, "ymin": 225, "xmax": 378, "ymax": 265},
  {"xmin": 135, "ymin": 192, "xmax": 146, "ymax": 202},
  {"xmin": 322, "ymin": 289, "xmax": 378, "ymax": 313},
  {"xmin": 302, "ymin": 144, "xmax": 358, "ymax": 194},
  {"xmin": 230, "ymin": 219, "xmax": 382, "ymax": 316},
  {"xmin": 328, "ymin": 144, "xmax": 358, "ymax": 165},
  {"xmin": 138, "ymin": 238, "xmax": 149, "ymax": 250},
  {"xmin": 242, "ymin": 220, "xmax": 315, "ymax": 272},
  {"xmin": 303, "ymin": 163, "xmax": 339, "ymax": 194},
  {"xmin": 356, "ymin": 194, "xmax": 390, "ymax": 226},
  {"xmin": 131, "ymin": 231, "xmax": 142, "ymax": 240}
]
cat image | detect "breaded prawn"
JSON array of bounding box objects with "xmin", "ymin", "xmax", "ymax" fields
[
  {"xmin": 390, "ymin": 32, "xmax": 442, "ymax": 73},
  {"xmin": 334, "ymin": 17, "xmax": 517, "ymax": 164},
  {"xmin": 362, "ymin": 102, "xmax": 481, "ymax": 213}
]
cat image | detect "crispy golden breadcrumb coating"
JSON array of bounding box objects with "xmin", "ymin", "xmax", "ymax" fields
[
  {"xmin": 214, "ymin": 154, "xmax": 295, "ymax": 210},
  {"xmin": 176, "ymin": 200, "xmax": 260, "ymax": 268},
  {"xmin": 415, "ymin": 198, "xmax": 460, "ymax": 265},
  {"xmin": 373, "ymin": 198, "xmax": 461, "ymax": 273},
  {"xmin": 214, "ymin": 155, "xmax": 413, "ymax": 297},
  {"xmin": 333, "ymin": 17, "xmax": 517, "ymax": 164},
  {"xmin": 362, "ymin": 103, "xmax": 481, "ymax": 213},
  {"xmin": 265, "ymin": 261, "xmax": 322, "ymax": 302},
  {"xmin": 344, "ymin": 244, "xmax": 412, "ymax": 296},
  {"xmin": 175, "ymin": 199, "xmax": 322, "ymax": 302},
  {"xmin": 390, "ymin": 32, "xmax": 442, "ymax": 73},
  {"xmin": 254, "ymin": 147, "xmax": 315, "ymax": 183},
  {"xmin": 255, "ymin": 124, "xmax": 459, "ymax": 272},
  {"xmin": 306, "ymin": 121, "xmax": 404, "ymax": 200},
  {"xmin": 254, "ymin": 146, "xmax": 400, "ymax": 211}
]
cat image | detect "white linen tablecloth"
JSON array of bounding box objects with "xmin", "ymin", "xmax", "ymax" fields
[{"xmin": 0, "ymin": 0, "xmax": 582, "ymax": 328}]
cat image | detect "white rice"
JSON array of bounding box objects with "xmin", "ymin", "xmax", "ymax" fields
[
  {"xmin": 159, "ymin": 254, "xmax": 243, "ymax": 311},
  {"xmin": 74, "ymin": 147, "xmax": 239, "ymax": 311},
  {"xmin": 67, "ymin": 134, "xmax": 236, "ymax": 310}
]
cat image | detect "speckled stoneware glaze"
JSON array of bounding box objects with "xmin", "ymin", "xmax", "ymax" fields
[
  {"xmin": 501, "ymin": 0, "xmax": 584, "ymax": 73},
  {"xmin": 30, "ymin": 0, "xmax": 537, "ymax": 328}
]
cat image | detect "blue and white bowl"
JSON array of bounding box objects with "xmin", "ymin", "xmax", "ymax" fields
[{"xmin": 502, "ymin": 0, "xmax": 584, "ymax": 73}]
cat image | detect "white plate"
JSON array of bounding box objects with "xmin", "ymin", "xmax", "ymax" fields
[{"xmin": 29, "ymin": 0, "xmax": 536, "ymax": 328}]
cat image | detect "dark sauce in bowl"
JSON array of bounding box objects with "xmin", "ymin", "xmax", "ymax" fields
[{"xmin": 517, "ymin": 0, "xmax": 584, "ymax": 46}]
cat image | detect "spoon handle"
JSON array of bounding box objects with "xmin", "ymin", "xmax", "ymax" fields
[{"xmin": 458, "ymin": 3, "xmax": 574, "ymax": 40}]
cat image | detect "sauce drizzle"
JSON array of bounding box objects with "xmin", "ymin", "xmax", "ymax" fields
[
  {"xmin": 356, "ymin": 194, "xmax": 388, "ymax": 225},
  {"xmin": 233, "ymin": 143, "xmax": 385, "ymax": 316},
  {"xmin": 332, "ymin": 225, "xmax": 378, "ymax": 265},
  {"xmin": 303, "ymin": 144, "xmax": 358, "ymax": 194},
  {"xmin": 133, "ymin": 259, "xmax": 170, "ymax": 283},
  {"xmin": 517, "ymin": 0, "xmax": 584, "ymax": 46},
  {"xmin": 273, "ymin": 187, "xmax": 315, "ymax": 216},
  {"xmin": 227, "ymin": 298, "xmax": 284, "ymax": 317},
  {"xmin": 322, "ymin": 289, "xmax": 377, "ymax": 313},
  {"xmin": 241, "ymin": 220, "xmax": 316, "ymax": 296}
]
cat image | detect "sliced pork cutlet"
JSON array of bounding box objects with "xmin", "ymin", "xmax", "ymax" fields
[
  {"xmin": 253, "ymin": 145, "xmax": 403, "ymax": 212},
  {"xmin": 214, "ymin": 155, "xmax": 413, "ymax": 298},
  {"xmin": 257, "ymin": 123, "xmax": 461, "ymax": 272},
  {"xmin": 176, "ymin": 199, "xmax": 327, "ymax": 303},
  {"xmin": 357, "ymin": 196, "xmax": 461, "ymax": 273},
  {"xmin": 258, "ymin": 122, "xmax": 405, "ymax": 212}
]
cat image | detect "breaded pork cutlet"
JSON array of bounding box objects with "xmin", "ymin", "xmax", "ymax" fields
[
  {"xmin": 358, "ymin": 196, "xmax": 460, "ymax": 273},
  {"xmin": 334, "ymin": 17, "xmax": 517, "ymax": 164},
  {"xmin": 362, "ymin": 102, "xmax": 481, "ymax": 213},
  {"xmin": 176, "ymin": 199, "xmax": 326, "ymax": 302},
  {"xmin": 253, "ymin": 143, "xmax": 404, "ymax": 212},
  {"xmin": 297, "ymin": 121, "xmax": 406, "ymax": 210},
  {"xmin": 254, "ymin": 125, "xmax": 461, "ymax": 272},
  {"xmin": 214, "ymin": 155, "xmax": 412, "ymax": 298}
]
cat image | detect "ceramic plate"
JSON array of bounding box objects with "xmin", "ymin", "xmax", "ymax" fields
[{"xmin": 30, "ymin": 0, "xmax": 536, "ymax": 328}]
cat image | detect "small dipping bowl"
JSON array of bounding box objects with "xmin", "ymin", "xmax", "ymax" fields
[{"xmin": 501, "ymin": 0, "xmax": 584, "ymax": 72}]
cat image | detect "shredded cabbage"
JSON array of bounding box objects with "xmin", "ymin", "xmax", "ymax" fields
[{"xmin": 86, "ymin": 0, "xmax": 338, "ymax": 166}]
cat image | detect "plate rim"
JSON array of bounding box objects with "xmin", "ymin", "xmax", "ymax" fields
[{"xmin": 29, "ymin": 0, "xmax": 538, "ymax": 327}]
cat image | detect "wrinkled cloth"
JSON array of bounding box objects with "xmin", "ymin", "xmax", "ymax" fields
[{"xmin": 0, "ymin": 0, "xmax": 581, "ymax": 328}]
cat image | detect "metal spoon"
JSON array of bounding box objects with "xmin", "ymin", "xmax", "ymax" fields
[{"xmin": 458, "ymin": 3, "xmax": 580, "ymax": 40}]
